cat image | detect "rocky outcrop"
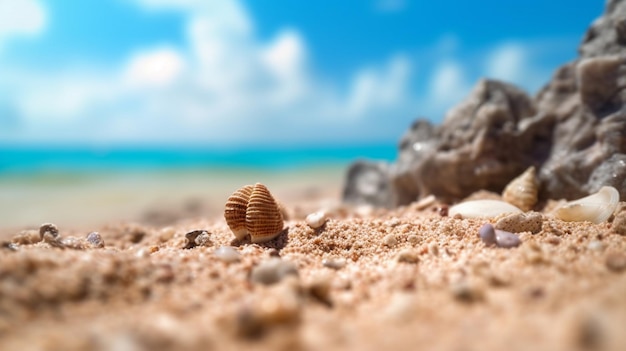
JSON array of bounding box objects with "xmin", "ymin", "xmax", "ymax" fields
[{"xmin": 343, "ymin": 0, "xmax": 626, "ymax": 207}]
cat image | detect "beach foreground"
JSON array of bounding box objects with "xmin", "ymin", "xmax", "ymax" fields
[{"xmin": 1, "ymin": 190, "xmax": 625, "ymax": 351}]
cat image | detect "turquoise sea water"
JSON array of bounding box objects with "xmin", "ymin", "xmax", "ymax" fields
[{"xmin": 0, "ymin": 144, "xmax": 397, "ymax": 174}]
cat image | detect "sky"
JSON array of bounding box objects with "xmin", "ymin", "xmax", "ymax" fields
[{"xmin": 0, "ymin": 0, "xmax": 604, "ymax": 148}]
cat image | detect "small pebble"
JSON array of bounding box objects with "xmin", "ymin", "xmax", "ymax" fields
[
  {"xmin": 429, "ymin": 242, "xmax": 439, "ymax": 256},
  {"xmin": 610, "ymin": 211, "xmax": 626, "ymax": 235},
  {"xmin": 438, "ymin": 205, "xmax": 449, "ymax": 217},
  {"xmin": 86, "ymin": 232, "xmax": 105, "ymax": 248},
  {"xmin": 306, "ymin": 211, "xmax": 327, "ymax": 229},
  {"xmin": 414, "ymin": 195, "xmax": 436, "ymax": 210},
  {"xmin": 384, "ymin": 218, "xmax": 401, "ymax": 227},
  {"xmin": 183, "ymin": 230, "xmax": 210, "ymax": 249},
  {"xmin": 495, "ymin": 229, "xmax": 521, "ymax": 248},
  {"xmin": 234, "ymin": 280, "xmax": 301, "ymax": 338},
  {"xmin": 382, "ymin": 234, "xmax": 398, "ymax": 247},
  {"xmin": 61, "ymin": 237, "xmax": 85, "ymax": 250},
  {"xmin": 605, "ymin": 252, "xmax": 626, "ymax": 272},
  {"xmin": 1, "ymin": 241, "xmax": 18, "ymax": 251},
  {"xmin": 11, "ymin": 229, "xmax": 41, "ymax": 245},
  {"xmin": 573, "ymin": 314, "xmax": 605, "ymax": 350},
  {"xmin": 450, "ymin": 280, "xmax": 484, "ymax": 303},
  {"xmin": 39, "ymin": 223, "xmax": 59, "ymax": 240},
  {"xmin": 544, "ymin": 236, "xmax": 561, "ymax": 245},
  {"xmin": 214, "ymin": 246, "xmax": 241, "ymax": 263},
  {"xmin": 307, "ymin": 276, "xmax": 332, "ymax": 306},
  {"xmin": 395, "ymin": 249, "xmax": 419, "ymax": 264},
  {"xmin": 495, "ymin": 212, "xmax": 543, "ymax": 234},
  {"xmin": 42, "ymin": 232, "xmax": 64, "ymax": 248},
  {"xmin": 195, "ymin": 232, "xmax": 212, "ymax": 247},
  {"xmin": 355, "ymin": 205, "xmax": 374, "ymax": 217},
  {"xmin": 488, "ymin": 272, "xmax": 511, "ymax": 287},
  {"xmin": 250, "ymin": 258, "xmax": 298, "ymax": 285},
  {"xmin": 322, "ymin": 258, "xmax": 346, "ymax": 270},
  {"xmin": 587, "ymin": 240, "xmax": 605, "ymax": 252},
  {"xmin": 135, "ymin": 246, "xmax": 158, "ymax": 258},
  {"xmin": 407, "ymin": 234, "xmax": 419, "ymax": 245},
  {"xmin": 479, "ymin": 223, "xmax": 496, "ymax": 246},
  {"xmin": 267, "ymin": 248, "xmax": 280, "ymax": 257},
  {"xmin": 158, "ymin": 227, "xmax": 176, "ymax": 242},
  {"xmin": 383, "ymin": 293, "xmax": 416, "ymax": 322}
]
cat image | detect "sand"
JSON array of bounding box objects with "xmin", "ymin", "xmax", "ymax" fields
[{"xmin": 1, "ymin": 187, "xmax": 626, "ymax": 351}]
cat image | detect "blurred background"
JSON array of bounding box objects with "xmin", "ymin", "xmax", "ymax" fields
[{"xmin": 0, "ymin": 0, "xmax": 602, "ymax": 232}]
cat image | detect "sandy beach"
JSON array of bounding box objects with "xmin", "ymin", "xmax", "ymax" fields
[
  {"xmin": 1, "ymin": 183, "xmax": 625, "ymax": 351},
  {"xmin": 3, "ymin": 0, "xmax": 626, "ymax": 349}
]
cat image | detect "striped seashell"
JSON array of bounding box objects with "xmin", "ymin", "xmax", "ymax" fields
[
  {"xmin": 502, "ymin": 166, "xmax": 538, "ymax": 212},
  {"xmin": 224, "ymin": 183, "xmax": 284, "ymax": 243},
  {"xmin": 553, "ymin": 186, "xmax": 620, "ymax": 224},
  {"xmin": 224, "ymin": 184, "xmax": 254, "ymax": 240}
]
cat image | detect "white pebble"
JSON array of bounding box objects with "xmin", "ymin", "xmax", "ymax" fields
[
  {"xmin": 306, "ymin": 210, "xmax": 328, "ymax": 229},
  {"xmin": 383, "ymin": 234, "xmax": 398, "ymax": 247},
  {"xmin": 251, "ymin": 258, "xmax": 298, "ymax": 285},
  {"xmin": 214, "ymin": 246, "xmax": 241, "ymax": 263},
  {"xmin": 322, "ymin": 258, "xmax": 346, "ymax": 270}
]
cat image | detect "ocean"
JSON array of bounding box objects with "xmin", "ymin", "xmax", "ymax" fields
[
  {"xmin": 0, "ymin": 144, "xmax": 398, "ymax": 175},
  {"xmin": 0, "ymin": 144, "xmax": 398, "ymax": 229}
]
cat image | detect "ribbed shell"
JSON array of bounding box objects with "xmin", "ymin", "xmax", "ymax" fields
[
  {"xmin": 224, "ymin": 184, "xmax": 253, "ymax": 240},
  {"xmin": 246, "ymin": 183, "xmax": 284, "ymax": 243},
  {"xmin": 224, "ymin": 183, "xmax": 284, "ymax": 243},
  {"xmin": 502, "ymin": 166, "xmax": 538, "ymax": 212}
]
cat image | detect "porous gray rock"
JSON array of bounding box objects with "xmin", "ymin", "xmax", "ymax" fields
[
  {"xmin": 393, "ymin": 80, "xmax": 545, "ymax": 203},
  {"xmin": 344, "ymin": 0, "xmax": 626, "ymax": 206},
  {"xmin": 524, "ymin": 1, "xmax": 626, "ymax": 200},
  {"xmin": 343, "ymin": 160, "xmax": 394, "ymax": 207}
]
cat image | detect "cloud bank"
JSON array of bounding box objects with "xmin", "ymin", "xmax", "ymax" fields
[{"xmin": 0, "ymin": 0, "xmax": 560, "ymax": 147}]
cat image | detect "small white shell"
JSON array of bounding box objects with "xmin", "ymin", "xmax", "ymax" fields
[
  {"xmin": 552, "ymin": 186, "xmax": 620, "ymax": 224},
  {"xmin": 449, "ymin": 200, "xmax": 523, "ymax": 219},
  {"xmin": 502, "ymin": 166, "xmax": 538, "ymax": 211},
  {"xmin": 306, "ymin": 210, "xmax": 327, "ymax": 229}
]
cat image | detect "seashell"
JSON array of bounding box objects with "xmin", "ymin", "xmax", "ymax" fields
[
  {"xmin": 552, "ymin": 186, "xmax": 620, "ymax": 224},
  {"xmin": 224, "ymin": 184, "xmax": 254, "ymax": 240},
  {"xmin": 224, "ymin": 183, "xmax": 284, "ymax": 243},
  {"xmin": 306, "ymin": 210, "xmax": 327, "ymax": 229},
  {"xmin": 502, "ymin": 166, "xmax": 538, "ymax": 212},
  {"xmin": 449, "ymin": 200, "xmax": 523, "ymax": 219}
]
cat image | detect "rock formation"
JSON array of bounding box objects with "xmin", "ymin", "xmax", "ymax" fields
[{"xmin": 343, "ymin": 0, "xmax": 626, "ymax": 207}]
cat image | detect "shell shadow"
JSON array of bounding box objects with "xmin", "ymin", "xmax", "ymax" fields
[{"xmin": 229, "ymin": 226, "xmax": 290, "ymax": 252}]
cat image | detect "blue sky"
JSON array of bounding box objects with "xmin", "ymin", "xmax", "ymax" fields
[{"xmin": 0, "ymin": 0, "xmax": 603, "ymax": 147}]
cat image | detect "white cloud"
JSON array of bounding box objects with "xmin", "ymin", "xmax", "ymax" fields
[
  {"xmin": 0, "ymin": 0, "xmax": 46, "ymax": 50},
  {"xmin": 261, "ymin": 30, "xmax": 306, "ymax": 80},
  {"xmin": 486, "ymin": 43, "xmax": 526, "ymax": 84},
  {"xmin": 0, "ymin": 1, "xmax": 559, "ymax": 147},
  {"xmin": 347, "ymin": 55, "xmax": 411, "ymax": 117},
  {"xmin": 124, "ymin": 47, "xmax": 186, "ymax": 87},
  {"xmin": 483, "ymin": 41, "xmax": 553, "ymax": 94},
  {"xmin": 429, "ymin": 60, "xmax": 468, "ymax": 108},
  {"xmin": 0, "ymin": 0, "xmax": 416, "ymax": 145}
]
